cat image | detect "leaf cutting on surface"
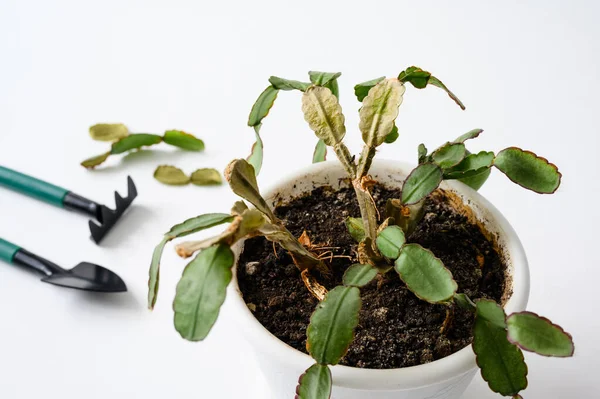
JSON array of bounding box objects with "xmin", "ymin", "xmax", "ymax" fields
[
  {"xmin": 354, "ymin": 76, "xmax": 385, "ymax": 102},
  {"xmin": 432, "ymin": 142, "xmax": 466, "ymax": 169},
  {"xmin": 110, "ymin": 133, "xmax": 163, "ymax": 154},
  {"xmin": 312, "ymin": 139, "xmax": 327, "ymax": 163},
  {"xmin": 302, "ymin": 86, "xmax": 346, "ymax": 146},
  {"xmin": 401, "ymin": 163, "xmax": 443, "ymax": 205},
  {"xmin": 359, "ymin": 78, "xmax": 405, "ymax": 148},
  {"xmin": 89, "ymin": 123, "xmax": 129, "ymax": 141},
  {"xmin": 395, "ymin": 243, "xmax": 457, "ymax": 303},
  {"xmin": 345, "ymin": 217, "xmax": 365, "ymax": 242},
  {"xmin": 473, "ymin": 300, "xmax": 528, "ymax": 396},
  {"xmin": 153, "ymin": 165, "xmax": 190, "ymax": 185},
  {"xmin": 173, "ymin": 244, "xmax": 234, "ymax": 341},
  {"xmin": 81, "ymin": 152, "xmax": 111, "ymax": 169},
  {"xmin": 376, "ymin": 225, "xmax": 406, "ymax": 259},
  {"xmin": 309, "ymin": 71, "xmax": 342, "ymax": 86},
  {"xmin": 269, "ymin": 76, "xmax": 311, "ymax": 91},
  {"xmin": 147, "ymin": 237, "xmax": 168, "ymax": 309},
  {"xmin": 248, "ymin": 86, "xmax": 279, "ymax": 127},
  {"xmin": 295, "ymin": 364, "xmax": 332, "ymax": 399},
  {"xmin": 191, "ymin": 168, "xmax": 222, "ymax": 185},
  {"xmin": 494, "ymin": 147, "xmax": 561, "ymax": 194},
  {"xmin": 162, "ymin": 130, "xmax": 205, "ymax": 151},
  {"xmin": 507, "ymin": 312, "xmax": 574, "ymax": 357},
  {"xmin": 224, "ymin": 159, "xmax": 275, "ymax": 221},
  {"xmin": 306, "ymin": 286, "xmax": 361, "ymax": 365},
  {"xmin": 247, "ymin": 124, "xmax": 264, "ymax": 175},
  {"xmin": 343, "ymin": 263, "xmax": 378, "ymax": 287}
]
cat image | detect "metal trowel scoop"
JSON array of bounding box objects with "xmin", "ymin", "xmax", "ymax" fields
[{"xmin": 0, "ymin": 238, "xmax": 126, "ymax": 292}]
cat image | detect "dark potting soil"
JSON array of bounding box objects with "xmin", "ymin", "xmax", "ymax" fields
[{"xmin": 237, "ymin": 184, "xmax": 507, "ymax": 369}]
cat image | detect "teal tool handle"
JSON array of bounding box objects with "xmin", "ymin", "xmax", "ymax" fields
[
  {"xmin": 0, "ymin": 238, "xmax": 20, "ymax": 264},
  {"xmin": 0, "ymin": 166, "xmax": 69, "ymax": 207}
]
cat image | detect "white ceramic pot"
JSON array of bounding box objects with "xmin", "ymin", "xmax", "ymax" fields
[{"xmin": 228, "ymin": 159, "xmax": 530, "ymax": 399}]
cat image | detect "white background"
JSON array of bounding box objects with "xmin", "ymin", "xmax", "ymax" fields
[{"xmin": 0, "ymin": 1, "xmax": 598, "ymax": 398}]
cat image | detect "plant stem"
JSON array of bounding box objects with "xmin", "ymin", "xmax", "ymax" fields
[
  {"xmin": 356, "ymin": 145, "xmax": 376, "ymax": 179},
  {"xmin": 333, "ymin": 143, "xmax": 356, "ymax": 176},
  {"xmin": 353, "ymin": 179, "xmax": 379, "ymax": 245}
]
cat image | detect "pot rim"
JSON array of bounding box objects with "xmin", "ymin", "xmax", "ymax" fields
[{"xmin": 227, "ymin": 159, "xmax": 530, "ymax": 390}]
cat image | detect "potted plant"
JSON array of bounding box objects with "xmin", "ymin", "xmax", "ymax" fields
[{"xmin": 147, "ymin": 67, "xmax": 574, "ymax": 399}]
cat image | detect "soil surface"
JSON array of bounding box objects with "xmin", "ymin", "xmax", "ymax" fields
[{"xmin": 237, "ymin": 184, "xmax": 507, "ymax": 369}]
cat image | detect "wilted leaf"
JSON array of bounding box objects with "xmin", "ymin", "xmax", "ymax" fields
[
  {"xmin": 173, "ymin": 244, "xmax": 234, "ymax": 341},
  {"xmin": 453, "ymin": 128, "xmax": 483, "ymax": 143},
  {"xmin": 231, "ymin": 200, "xmax": 248, "ymax": 216},
  {"xmin": 473, "ymin": 300, "xmax": 528, "ymax": 396},
  {"xmin": 444, "ymin": 151, "xmax": 495, "ymax": 179},
  {"xmin": 163, "ymin": 130, "xmax": 205, "ymax": 151},
  {"xmin": 376, "ymin": 225, "xmax": 406, "ymax": 259},
  {"xmin": 309, "ymin": 71, "xmax": 341, "ymax": 86},
  {"xmin": 359, "ymin": 78, "xmax": 405, "ymax": 148},
  {"xmin": 398, "ymin": 66, "xmax": 465, "ymax": 110},
  {"xmin": 494, "ymin": 147, "xmax": 561, "ymax": 194},
  {"xmin": 395, "ymin": 243, "xmax": 457, "ymax": 303},
  {"xmin": 225, "ymin": 159, "xmax": 275, "ymax": 220},
  {"xmin": 154, "ymin": 165, "xmax": 190, "ymax": 185},
  {"xmin": 432, "ymin": 143, "xmax": 466, "ymax": 169},
  {"xmin": 354, "ymin": 76, "xmax": 385, "ymax": 102},
  {"xmin": 269, "ymin": 76, "xmax": 311, "ymax": 91},
  {"xmin": 345, "ymin": 217, "xmax": 365, "ymax": 242},
  {"xmin": 384, "ymin": 124, "xmax": 399, "ymax": 144},
  {"xmin": 343, "ymin": 263, "xmax": 378, "ymax": 287},
  {"xmin": 387, "ymin": 198, "xmax": 425, "ymax": 236},
  {"xmin": 302, "ymin": 86, "xmax": 346, "ymax": 146},
  {"xmin": 295, "ymin": 364, "xmax": 332, "ymax": 399},
  {"xmin": 81, "ymin": 152, "xmax": 110, "ymax": 169},
  {"xmin": 110, "ymin": 133, "xmax": 163, "ymax": 154},
  {"xmin": 247, "ymin": 124, "xmax": 264, "ymax": 175},
  {"xmin": 89, "ymin": 123, "xmax": 129, "ymax": 141},
  {"xmin": 429, "ymin": 76, "xmax": 466, "ymax": 110},
  {"xmin": 147, "ymin": 237, "xmax": 168, "ymax": 309},
  {"xmin": 248, "ymin": 86, "xmax": 279, "ymax": 127},
  {"xmin": 507, "ymin": 312, "xmax": 574, "ymax": 357},
  {"xmin": 191, "ymin": 168, "xmax": 222, "ymax": 186},
  {"xmin": 418, "ymin": 143, "xmax": 428, "ymax": 164},
  {"xmin": 401, "ymin": 163, "xmax": 443, "ymax": 205},
  {"xmin": 312, "ymin": 139, "xmax": 327, "ymax": 163},
  {"xmin": 307, "ymin": 286, "xmax": 361, "ymax": 365}
]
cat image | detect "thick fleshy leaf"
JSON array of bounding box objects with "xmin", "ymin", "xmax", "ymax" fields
[
  {"xmin": 376, "ymin": 225, "xmax": 406, "ymax": 259},
  {"xmin": 190, "ymin": 168, "xmax": 222, "ymax": 186},
  {"xmin": 324, "ymin": 78, "xmax": 339, "ymax": 99},
  {"xmin": 507, "ymin": 312, "xmax": 574, "ymax": 357},
  {"xmin": 302, "ymin": 86, "xmax": 346, "ymax": 146},
  {"xmin": 166, "ymin": 213, "xmax": 234, "ymax": 239},
  {"xmin": 268, "ymin": 76, "xmax": 311, "ymax": 91},
  {"xmin": 494, "ymin": 147, "xmax": 561, "ymax": 194},
  {"xmin": 384, "ymin": 124, "xmax": 399, "ymax": 144},
  {"xmin": 162, "ymin": 130, "xmax": 205, "ymax": 151},
  {"xmin": 307, "ymin": 286, "xmax": 361, "ymax": 365},
  {"xmin": 173, "ymin": 244, "xmax": 234, "ymax": 341},
  {"xmin": 395, "ymin": 243, "xmax": 457, "ymax": 303},
  {"xmin": 89, "ymin": 123, "xmax": 129, "ymax": 141},
  {"xmin": 354, "ymin": 76, "xmax": 385, "ymax": 102},
  {"xmin": 345, "ymin": 217, "xmax": 365, "ymax": 242},
  {"xmin": 153, "ymin": 165, "xmax": 190, "ymax": 185},
  {"xmin": 418, "ymin": 143, "xmax": 428, "ymax": 164},
  {"xmin": 110, "ymin": 133, "xmax": 163, "ymax": 154},
  {"xmin": 432, "ymin": 143, "xmax": 466, "ymax": 169},
  {"xmin": 398, "ymin": 66, "xmax": 465, "ymax": 110},
  {"xmin": 444, "ymin": 151, "xmax": 494, "ymax": 179},
  {"xmin": 401, "ymin": 163, "xmax": 443, "ymax": 205},
  {"xmin": 343, "ymin": 263, "xmax": 378, "ymax": 287},
  {"xmin": 295, "ymin": 364, "xmax": 332, "ymax": 399},
  {"xmin": 453, "ymin": 128, "xmax": 483, "ymax": 143},
  {"xmin": 248, "ymin": 86, "xmax": 279, "ymax": 127},
  {"xmin": 359, "ymin": 78, "xmax": 405, "ymax": 148},
  {"xmin": 225, "ymin": 159, "xmax": 275, "ymax": 220},
  {"xmin": 309, "ymin": 71, "xmax": 341, "ymax": 86},
  {"xmin": 147, "ymin": 237, "xmax": 168, "ymax": 309},
  {"xmin": 247, "ymin": 124, "xmax": 264, "ymax": 175},
  {"xmin": 312, "ymin": 139, "xmax": 327, "ymax": 163},
  {"xmin": 474, "ymin": 300, "xmax": 528, "ymax": 396},
  {"xmin": 81, "ymin": 152, "xmax": 110, "ymax": 169},
  {"xmin": 458, "ymin": 166, "xmax": 492, "ymax": 191}
]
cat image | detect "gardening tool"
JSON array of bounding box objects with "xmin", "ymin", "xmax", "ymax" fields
[
  {"xmin": 0, "ymin": 166, "xmax": 137, "ymax": 244},
  {"xmin": 0, "ymin": 238, "xmax": 127, "ymax": 292}
]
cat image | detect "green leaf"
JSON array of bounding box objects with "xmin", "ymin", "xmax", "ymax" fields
[
  {"xmin": 248, "ymin": 86, "xmax": 279, "ymax": 127},
  {"xmin": 444, "ymin": 151, "xmax": 495, "ymax": 179},
  {"xmin": 324, "ymin": 78, "xmax": 339, "ymax": 99},
  {"xmin": 312, "ymin": 139, "xmax": 327, "ymax": 163},
  {"xmin": 494, "ymin": 147, "xmax": 561, "ymax": 194},
  {"xmin": 432, "ymin": 143, "xmax": 466, "ymax": 169},
  {"xmin": 384, "ymin": 124, "xmax": 399, "ymax": 144},
  {"xmin": 89, "ymin": 123, "xmax": 129, "ymax": 141},
  {"xmin": 302, "ymin": 86, "xmax": 346, "ymax": 146},
  {"xmin": 507, "ymin": 312, "xmax": 574, "ymax": 357},
  {"xmin": 110, "ymin": 133, "xmax": 163, "ymax": 154},
  {"xmin": 429, "ymin": 76, "xmax": 466, "ymax": 110},
  {"xmin": 153, "ymin": 165, "xmax": 190, "ymax": 185},
  {"xmin": 354, "ymin": 76, "xmax": 385, "ymax": 102},
  {"xmin": 345, "ymin": 217, "xmax": 365, "ymax": 242},
  {"xmin": 395, "ymin": 243, "xmax": 457, "ymax": 303},
  {"xmin": 225, "ymin": 159, "xmax": 275, "ymax": 220},
  {"xmin": 268, "ymin": 76, "xmax": 311, "ymax": 91},
  {"xmin": 473, "ymin": 300, "xmax": 528, "ymax": 396},
  {"xmin": 190, "ymin": 168, "xmax": 222, "ymax": 186},
  {"xmin": 308, "ymin": 71, "xmax": 342, "ymax": 86},
  {"xmin": 401, "ymin": 163, "xmax": 443, "ymax": 205},
  {"xmin": 81, "ymin": 152, "xmax": 110, "ymax": 169},
  {"xmin": 418, "ymin": 143, "xmax": 428, "ymax": 164},
  {"xmin": 307, "ymin": 286, "xmax": 361, "ymax": 365},
  {"xmin": 376, "ymin": 225, "xmax": 406, "ymax": 259},
  {"xmin": 166, "ymin": 213, "xmax": 234, "ymax": 239},
  {"xmin": 247, "ymin": 124, "xmax": 264, "ymax": 176},
  {"xmin": 162, "ymin": 130, "xmax": 205, "ymax": 151},
  {"xmin": 398, "ymin": 66, "xmax": 431, "ymax": 89},
  {"xmin": 359, "ymin": 78, "xmax": 406, "ymax": 148},
  {"xmin": 147, "ymin": 237, "xmax": 168, "ymax": 309},
  {"xmin": 343, "ymin": 263, "xmax": 378, "ymax": 287},
  {"xmin": 173, "ymin": 244, "xmax": 234, "ymax": 341},
  {"xmin": 295, "ymin": 364, "xmax": 332, "ymax": 399},
  {"xmin": 458, "ymin": 165, "xmax": 492, "ymax": 191},
  {"xmin": 454, "ymin": 293, "xmax": 476, "ymax": 311},
  {"xmin": 453, "ymin": 128, "xmax": 483, "ymax": 143}
]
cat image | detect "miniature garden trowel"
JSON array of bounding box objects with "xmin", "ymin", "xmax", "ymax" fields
[
  {"xmin": 0, "ymin": 166, "xmax": 137, "ymax": 244},
  {"xmin": 0, "ymin": 238, "xmax": 127, "ymax": 292}
]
